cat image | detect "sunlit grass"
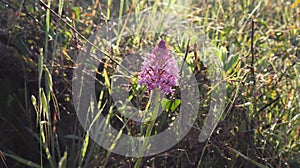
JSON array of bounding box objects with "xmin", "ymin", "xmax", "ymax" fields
[{"xmin": 0, "ymin": 0, "xmax": 299, "ymax": 167}]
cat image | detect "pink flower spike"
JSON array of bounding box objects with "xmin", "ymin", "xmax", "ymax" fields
[{"xmin": 138, "ymin": 40, "xmax": 180, "ymax": 95}]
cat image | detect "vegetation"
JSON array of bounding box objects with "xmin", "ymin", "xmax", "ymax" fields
[{"xmin": 0, "ymin": 0, "xmax": 299, "ymax": 167}]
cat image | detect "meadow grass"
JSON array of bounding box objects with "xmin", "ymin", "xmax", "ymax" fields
[{"xmin": 0, "ymin": 0, "xmax": 299, "ymax": 167}]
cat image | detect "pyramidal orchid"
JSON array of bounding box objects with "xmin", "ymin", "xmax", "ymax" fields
[{"xmin": 138, "ymin": 40, "xmax": 180, "ymax": 95}]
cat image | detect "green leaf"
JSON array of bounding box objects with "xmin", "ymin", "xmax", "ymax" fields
[
  {"xmin": 44, "ymin": 67, "xmax": 53, "ymax": 100},
  {"xmin": 31, "ymin": 95, "xmax": 37, "ymax": 109},
  {"xmin": 161, "ymin": 98, "xmax": 181, "ymax": 112},
  {"xmin": 79, "ymin": 133, "xmax": 89, "ymax": 166},
  {"xmin": 72, "ymin": 7, "xmax": 81, "ymax": 20},
  {"xmin": 223, "ymin": 26, "xmax": 233, "ymax": 35},
  {"xmin": 220, "ymin": 46, "xmax": 227, "ymax": 64},
  {"xmin": 58, "ymin": 151, "xmax": 67, "ymax": 168},
  {"xmin": 2, "ymin": 151, "xmax": 41, "ymax": 168},
  {"xmin": 224, "ymin": 53, "xmax": 239, "ymax": 73},
  {"xmin": 41, "ymin": 89, "xmax": 49, "ymax": 121},
  {"xmin": 103, "ymin": 68, "xmax": 111, "ymax": 94},
  {"xmin": 38, "ymin": 48, "xmax": 43, "ymax": 82}
]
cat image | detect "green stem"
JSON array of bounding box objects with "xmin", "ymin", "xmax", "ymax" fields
[{"xmin": 135, "ymin": 89, "xmax": 161, "ymax": 168}]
